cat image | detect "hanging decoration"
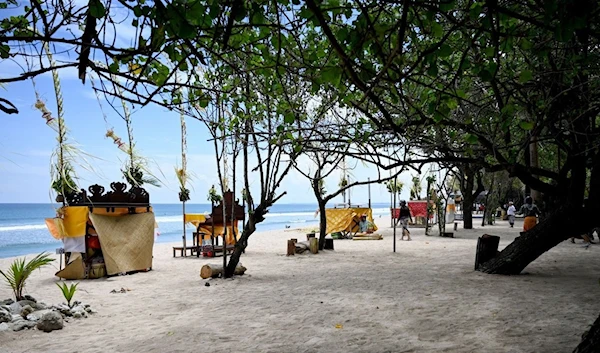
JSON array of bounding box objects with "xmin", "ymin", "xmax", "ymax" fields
[
  {"xmin": 106, "ymin": 74, "xmax": 161, "ymax": 188},
  {"xmin": 33, "ymin": 42, "xmax": 79, "ymax": 204}
]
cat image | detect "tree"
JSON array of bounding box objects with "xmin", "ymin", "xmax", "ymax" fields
[
  {"xmin": 304, "ymin": 0, "xmax": 600, "ymax": 276},
  {"xmin": 409, "ymin": 175, "xmax": 422, "ymax": 200}
]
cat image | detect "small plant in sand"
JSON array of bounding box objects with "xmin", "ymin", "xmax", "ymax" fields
[
  {"xmin": 56, "ymin": 282, "xmax": 79, "ymax": 308},
  {"xmin": 0, "ymin": 253, "xmax": 54, "ymax": 301}
]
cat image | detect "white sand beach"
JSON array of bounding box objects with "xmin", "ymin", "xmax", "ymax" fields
[{"xmin": 1, "ymin": 216, "xmax": 599, "ymax": 353}]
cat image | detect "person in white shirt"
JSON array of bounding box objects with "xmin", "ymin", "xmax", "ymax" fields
[{"xmin": 507, "ymin": 201, "xmax": 516, "ymax": 228}]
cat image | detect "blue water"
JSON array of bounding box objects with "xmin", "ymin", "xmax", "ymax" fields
[{"xmin": 0, "ymin": 203, "xmax": 391, "ymax": 258}]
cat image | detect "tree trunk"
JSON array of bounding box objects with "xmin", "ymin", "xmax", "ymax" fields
[
  {"xmin": 462, "ymin": 169, "xmax": 474, "ymax": 229},
  {"xmin": 460, "ymin": 167, "xmax": 483, "ymax": 229},
  {"xmin": 224, "ymin": 204, "xmax": 266, "ymax": 277},
  {"xmin": 318, "ymin": 199, "xmax": 327, "ymax": 250},
  {"xmin": 573, "ymin": 311, "xmax": 600, "ymax": 353},
  {"xmin": 477, "ymin": 206, "xmax": 580, "ymax": 274}
]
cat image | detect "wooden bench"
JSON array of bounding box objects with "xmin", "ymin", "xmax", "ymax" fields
[{"xmin": 172, "ymin": 246, "xmax": 200, "ymax": 257}]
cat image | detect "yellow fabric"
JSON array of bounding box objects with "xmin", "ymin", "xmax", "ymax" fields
[
  {"xmin": 197, "ymin": 224, "xmax": 238, "ymax": 245},
  {"xmin": 45, "ymin": 218, "xmax": 63, "ymax": 240},
  {"xmin": 524, "ymin": 216, "xmax": 537, "ymax": 231},
  {"xmin": 325, "ymin": 208, "xmax": 378, "ymax": 234},
  {"xmin": 184, "ymin": 214, "xmax": 208, "ymax": 228},
  {"xmin": 89, "ymin": 212, "xmax": 155, "ymax": 276},
  {"xmin": 90, "ymin": 207, "xmax": 153, "ymax": 216},
  {"xmin": 61, "ymin": 206, "xmax": 88, "ymax": 238}
]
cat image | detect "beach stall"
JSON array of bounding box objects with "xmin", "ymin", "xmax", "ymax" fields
[
  {"xmin": 391, "ymin": 200, "xmax": 435, "ymax": 228},
  {"xmin": 177, "ymin": 191, "xmax": 244, "ymax": 258},
  {"xmin": 45, "ymin": 182, "xmax": 156, "ymax": 280},
  {"xmin": 325, "ymin": 206, "xmax": 379, "ymax": 239}
]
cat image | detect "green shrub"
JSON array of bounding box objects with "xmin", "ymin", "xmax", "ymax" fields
[{"xmin": 0, "ymin": 252, "xmax": 54, "ymax": 301}]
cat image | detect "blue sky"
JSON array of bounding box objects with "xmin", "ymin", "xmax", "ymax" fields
[{"xmin": 0, "ymin": 58, "xmax": 416, "ymax": 205}]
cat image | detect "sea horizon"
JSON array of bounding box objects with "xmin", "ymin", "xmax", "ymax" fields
[{"xmin": 0, "ymin": 202, "xmax": 392, "ymax": 259}]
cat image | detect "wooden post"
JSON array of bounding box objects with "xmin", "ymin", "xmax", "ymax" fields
[
  {"xmin": 309, "ymin": 237, "xmax": 319, "ymax": 254},
  {"xmin": 287, "ymin": 240, "xmax": 295, "ymax": 256},
  {"xmin": 368, "ymin": 177, "xmax": 371, "ymax": 209},
  {"xmin": 474, "ymin": 234, "xmax": 500, "ymax": 270},
  {"xmin": 182, "ymin": 201, "xmax": 187, "ymax": 257}
]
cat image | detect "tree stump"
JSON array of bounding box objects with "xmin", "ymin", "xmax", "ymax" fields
[
  {"xmin": 309, "ymin": 237, "xmax": 319, "ymax": 254},
  {"xmin": 287, "ymin": 240, "xmax": 295, "ymax": 256},
  {"xmin": 200, "ymin": 263, "xmax": 247, "ymax": 279},
  {"xmin": 324, "ymin": 238, "xmax": 334, "ymax": 250},
  {"xmin": 475, "ymin": 234, "xmax": 500, "ymax": 270}
]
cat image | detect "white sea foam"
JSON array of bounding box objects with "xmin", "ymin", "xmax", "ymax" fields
[{"xmin": 0, "ymin": 224, "xmax": 47, "ymax": 232}]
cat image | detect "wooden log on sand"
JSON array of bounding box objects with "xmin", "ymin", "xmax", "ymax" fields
[
  {"xmin": 287, "ymin": 240, "xmax": 296, "ymax": 256},
  {"xmin": 309, "ymin": 237, "xmax": 319, "ymax": 254},
  {"xmin": 200, "ymin": 263, "xmax": 247, "ymax": 279}
]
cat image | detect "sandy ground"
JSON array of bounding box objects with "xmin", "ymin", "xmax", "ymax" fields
[{"xmin": 0, "ymin": 216, "xmax": 599, "ymax": 353}]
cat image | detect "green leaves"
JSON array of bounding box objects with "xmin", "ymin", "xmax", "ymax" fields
[
  {"xmin": 0, "ymin": 44, "xmax": 9, "ymax": 59},
  {"xmin": 89, "ymin": 0, "xmax": 106, "ymax": 18},
  {"xmin": 284, "ymin": 112, "xmax": 295, "ymax": 124},
  {"xmin": 464, "ymin": 134, "xmax": 478, "ymax": 144},
  {"xmin": 321, "ymin": 67, "xmax": 343, "ymax": 87},
  {"xmin": 519, "ymin": 70, "xmax": 533, "ymax": 83},
  {"xmin": 56, "ymin": 282, "xmax": 79, "ymax": 308},
  {"xmin": 0, "ymin": 253, "xmax": 54, "ymax": 301},
  {"xmin": 519, "ymin": 121, "xmax": 534, "ymax": 130},
  {"xmin": 437, "ymin": 44, "xmax": 452, "ymax": 58}
]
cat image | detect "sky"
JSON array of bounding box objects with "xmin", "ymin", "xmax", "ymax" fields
[
  {"xmin": 0, "ymin": 71, "xmax": 424, "ymax": 205},
  {"xmin": 0, "ymin": 3, "xmax": 420, "ymax": 205}
]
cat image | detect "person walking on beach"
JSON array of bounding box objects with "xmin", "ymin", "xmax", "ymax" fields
[
  {"xmin": 518, "ymin": 196, "xmax": 541, "ymax": 231},
  {"xmin": 507, "ymin": 201, "xmax": 516, "ymax": 228},
  {"xmin": 399, "ymin": 200, "xmax": 413, "ymax": 241}
]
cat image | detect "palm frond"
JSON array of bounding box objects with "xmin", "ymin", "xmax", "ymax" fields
[
  {"xmin": 56, "ymin": 282, "xmax": 78, "ymax": 308},
  {"xmin": 0, "ymin": 252, "xmax": 54, "ymax": 301}
]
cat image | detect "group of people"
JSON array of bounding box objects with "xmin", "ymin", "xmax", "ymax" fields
[{"xmin": 505, "ymin": 196, "xmax": 541, "ymax": 231}]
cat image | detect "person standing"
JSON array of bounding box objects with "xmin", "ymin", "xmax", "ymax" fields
[
  {"xmin": 518, "ymin": 196, "xmax": 541, "ymax": 231},
  {"xmin": 399, "ymin": 200, "xmax": 413, "ymax": 241},
  {"xmin": 507, "ymin": 201, "xmax": 516, "ymax": 228}
]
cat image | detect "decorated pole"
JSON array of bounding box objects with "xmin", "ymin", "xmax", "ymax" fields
[
  {"xmin": 180, "ymin": 109, "xmax": 188, "ymax": 256},
  {"xmin": 368, "ymin": 177, "xmax": 371, "ymax": 209}
]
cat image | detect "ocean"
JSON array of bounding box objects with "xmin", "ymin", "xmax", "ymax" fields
[{"xmin": 0, "ymin": 203, "xmax": 390, "ymax": 258}]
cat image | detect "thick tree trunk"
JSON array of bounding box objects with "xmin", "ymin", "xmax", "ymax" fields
[
  {"xmin": 460, "ymin": 168, "xmax": 483, "ymax": 229},
  {"xmin": 477, "ymin": 206, "xmax": 580, "ymax": 274},
  {"xmin": 224, "ymin": 205, "xmax": 266, "ymax": 277},
  {"xmin": 573, "ymin": 311, "xmax": 600, "ymax": 353},
  {"xmin": 463, "ymin": 195, "xmax": 474, "ymax": 228},
  {"xmin": 318, "ymin": 199, "xmax": 327, "ymax": 250}
]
